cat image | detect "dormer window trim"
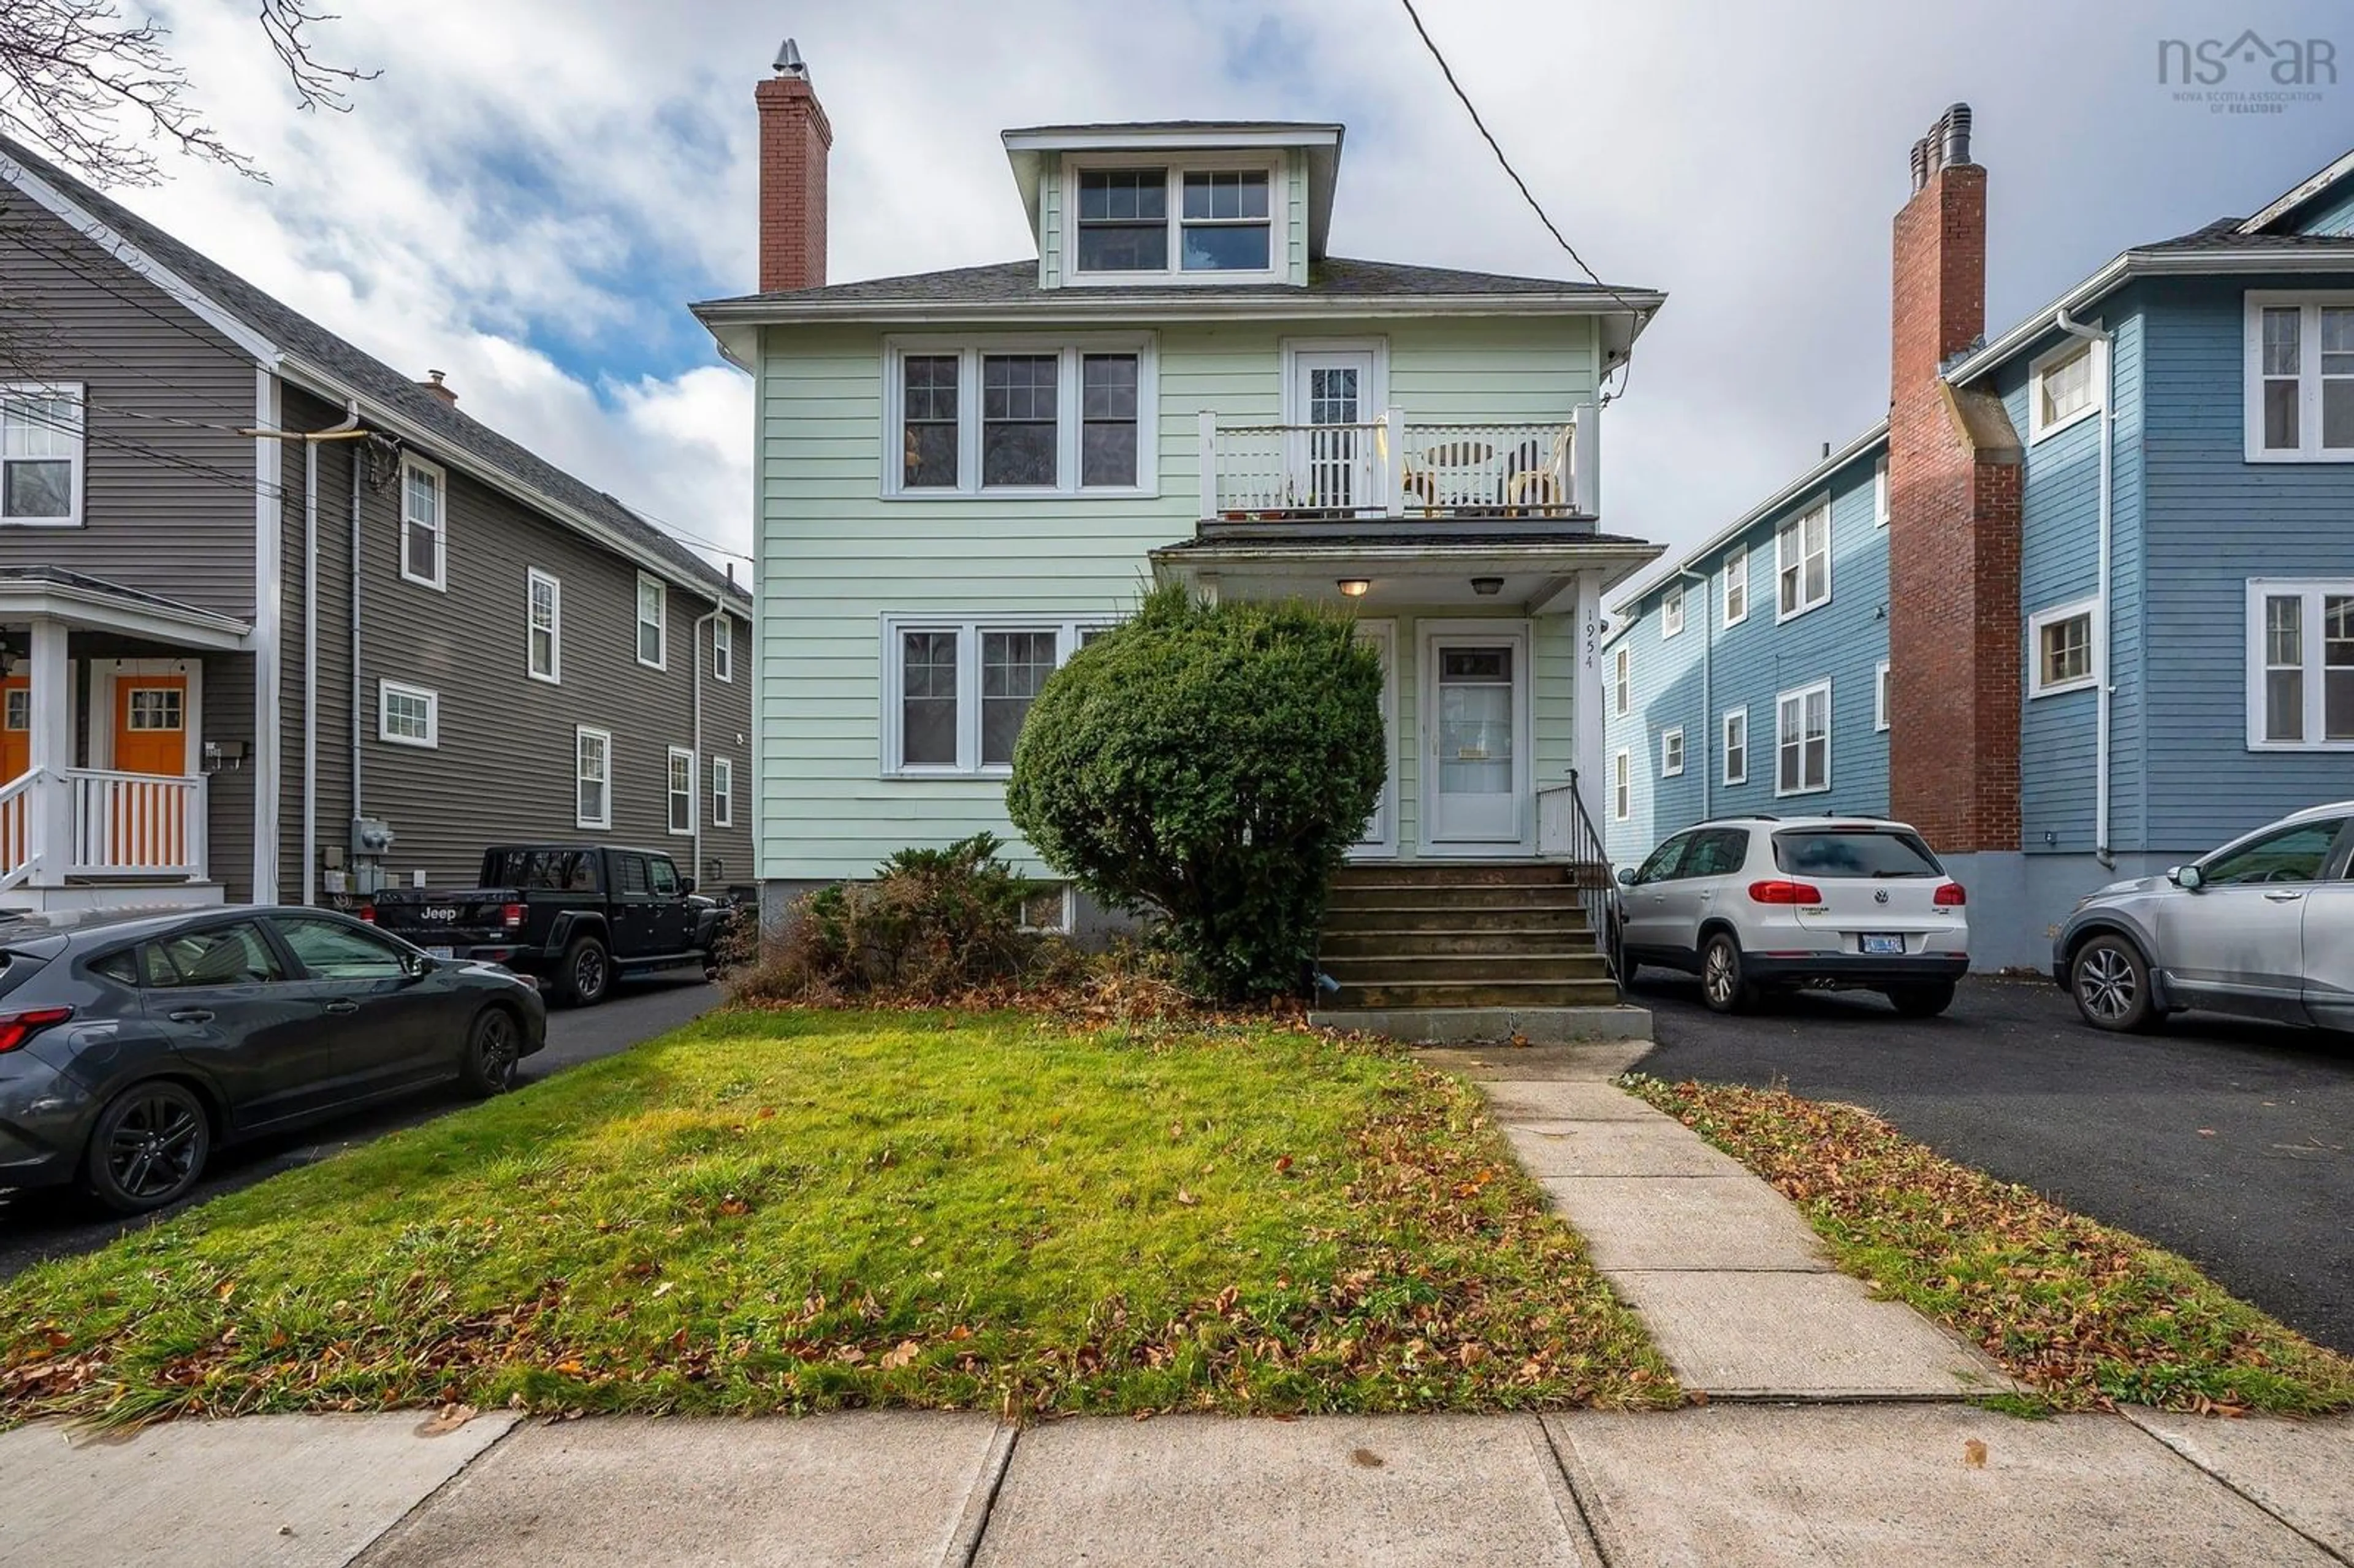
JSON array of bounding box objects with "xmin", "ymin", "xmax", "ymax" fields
[{"xmin": 1059, "ymin": 151, "xmax": 1286, "ymax": 288}]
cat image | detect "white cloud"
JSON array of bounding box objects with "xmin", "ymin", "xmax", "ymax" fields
[{"xmin": 60, "ymin": 0, "xmax": 2354, "ymax": 585}]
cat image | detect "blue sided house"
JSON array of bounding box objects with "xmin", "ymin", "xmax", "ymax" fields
[{"xmin": 1603, "ymin": 105, "xmax": 2354, "ymax": 970}]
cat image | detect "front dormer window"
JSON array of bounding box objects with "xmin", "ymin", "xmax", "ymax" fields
[{"xmin": 1070, "ymin": 161, "xmax": 1276, "ymax": 279}]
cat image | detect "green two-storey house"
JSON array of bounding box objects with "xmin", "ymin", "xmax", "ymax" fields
[{"xmin": 696, "ymin": 46, "xmax": 1667, "ymax": 947}]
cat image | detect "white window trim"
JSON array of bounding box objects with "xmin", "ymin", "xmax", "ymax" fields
[
  {"xmin": 576, "ymin": 725, "xmax": 614, "ymax": 829},
  {"xmin": 635, "ymin": 573, "xmax": 667, "ymax": 670},
  {"xmin": 1661, "ymin": 583, "xmax": 1686, "ymax": 639},
  {"xmin": 1875, "ymin": 660, "xmax": 1891, "ymax": 730},
  {"xmin": 1018, "ymin": 884, "xmax": 1075, "ymax": 934},
  {"xmin": 1722, "ymin": 707, "xmax": 1748, "ymax": 786},
  {"xmin": 880, "ymin": 332, "xmax": 1160, "ymax": 499},
  {"xmin": 397, "ymin": 452, "xmax": 448, "ymax": 592},
  {"xmin": 1774, "ymin": 679, "xmax": 1832, "ymax": 797},
  {"xmin": 2027, "ymin": 332, "xmax": 2105, "ymax": 444},
  {"xmin": 2245, "ymin": 577, "xmax": 2354, "ymax": 750},
  {"xmin": 712, "ymin": 612, "xmax": 733, "ymax": 683},
  {"xmin": 666, "ymin": 745, "xmax": 696, "ymax": 837},
  {"xmin": 1059, "ymin": 151, "xmax": 1286, "ymax": 287},
  {"xmin": 879, "ymin": 614, "xmax": 1116, "ymax": 777},
  {"xmin": 1660, "ymin": 726, "xmax": 1685, "ymax": 778},
  {"xmin": 0, "ymin": 379, "xmax": 85, "ymax": 528},
  {"xmin": 1611, "ymin": 747, "xmax": 1631, "ymax": 822},
  {"xmin": 1774, "ymin": 500, "xmax": 1833, "ymax": 623},
  {"xmin": 1612, "ymin": 644, "xmax": 1631, "ymax": 716},
  {"xmin": 1873, "ymin": 456, "xmax": 1889, "ymax": 528},
  {"xmin": 711, "ymin": 755, "xmax": 734, "ymax": 828},
  {"xmin": 377, "ymin": 679, "xmax": 438, "ymax": 749},
  {"xmin": 1721, "ymin": 547, "xmax": 1748, "ymax": 626},
  {"xmin": 2245, "ymin": 291, "xmax": 2354, "ymax": 462},
  {"xmin": 2027, "ymin": 596, "xmax": 2101, "ymax": 699},
  {"xmin": 526, "ymin": 567, "xmax": 562, "ymax": 685}
]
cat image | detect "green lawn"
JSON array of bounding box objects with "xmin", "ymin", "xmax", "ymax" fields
[
  {"xmin": 2, "ymin": 1011, "xmax": 1676, "ymax": 1425},
  {"xmin": 1626, "ymin": 1075, "xmax": 2354, "ymax": 1414}
]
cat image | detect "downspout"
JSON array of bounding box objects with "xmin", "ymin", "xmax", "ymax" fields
[
  {"xmin": 1680, "ymin": 566, "xmax": 1713, "ymax": 820},
  {"xmin": 2054, "ymin": 310, "xmax": 2114, "ymax": 870},
  {"xmin": 691, "ymin": 602, "xmax": 723, "ymax": 889},
  {"xmin": 302, "ymin": 399, "xmax": 362, "ymax": 905}
]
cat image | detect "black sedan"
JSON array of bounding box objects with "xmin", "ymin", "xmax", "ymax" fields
[{"xmin": 0, "ymin": 905, "xmax": 546, "ymax": 1213}]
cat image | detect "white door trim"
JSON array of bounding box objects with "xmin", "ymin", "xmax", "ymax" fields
[
  {"xmin": 87, "ymin": 658, "xmax": 205, "ymax": 778},
  {"xmin": 1348, "ymin": 618, "xmax": 1398, "ymax": 859},
  {"xmin": 1417, "ymin": 618, "xmax": 1533, "ymax": 856},
  {"xmin": 1278, "ymin": 337, "xmax": 1390, "ymax": 425}
]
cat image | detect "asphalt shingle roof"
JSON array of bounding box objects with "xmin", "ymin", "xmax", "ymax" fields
[
  {"xmin": 699, "ymin": 256, "xmax": 1655, "ymax": 312},
  {"xmin": 2141, "ymin": 216, "xmax": 2354, "ymax": 254},
  {"xmin": 0, "ymin": 137, "xmax": 745, "ymax": 606}
]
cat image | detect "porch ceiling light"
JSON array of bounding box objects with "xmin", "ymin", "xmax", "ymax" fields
[
  {"xmin": 1470, "ymin": 577, "xmax": 1504, "ymax": 596},
  {"xmin": 1337, "ymin": 579, "xmax": 1370, "ymax": 598}
]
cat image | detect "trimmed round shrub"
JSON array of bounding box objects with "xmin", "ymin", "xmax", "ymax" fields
[{"xmin": 1006, "ymin": 586, "xmax": 1386, "ymax": 1000}]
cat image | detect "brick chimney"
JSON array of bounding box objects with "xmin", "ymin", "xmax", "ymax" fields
[
  {"xmin": 755, "ymin": 38, "xmax": 831, "ymax": 294},
  {"xmin": 1884, "ymin": 103, "xmax": 2023, "ymax": 856}
]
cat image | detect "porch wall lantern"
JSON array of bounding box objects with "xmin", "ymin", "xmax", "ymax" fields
[
  {"xmin": 1470, "ymin": 577, "xmax": 1505, "ymax": 596},
  {"xmin": 1336, "ymin": 579, "xmax": 1370, "ymax": 598}
]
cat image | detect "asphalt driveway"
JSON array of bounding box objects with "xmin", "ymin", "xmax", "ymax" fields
[
  {"xmin": 0, "ymin": 975, "xmax": 719, "ymax": 1281},
  {"xmin": 1630, "ymin": 972, "xmax": 2354, "ymax": 1354}
]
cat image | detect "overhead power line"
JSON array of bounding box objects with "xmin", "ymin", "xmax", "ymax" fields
[{"xmin": 1395, "ymin": 0, "xmax": 1648, "ymax": 400}]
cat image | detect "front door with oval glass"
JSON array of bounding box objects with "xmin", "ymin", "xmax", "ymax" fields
[{"xmin": 1425, "ymin": 633, "xmax": 1528, "ymax": 847}]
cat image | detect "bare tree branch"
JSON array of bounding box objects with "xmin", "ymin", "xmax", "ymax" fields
[{"xmin": 0, "ymin": 0, "xmax": 377, "ymax": 188}]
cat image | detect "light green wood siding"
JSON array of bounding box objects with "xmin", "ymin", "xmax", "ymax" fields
[{"xmin": 755, "ymin": 316, "xmax": 1599, "ymax": 880}]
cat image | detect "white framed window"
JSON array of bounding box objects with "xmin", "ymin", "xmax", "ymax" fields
[
  {"xmin": 378, "ymin": 680, "xmax": 438, "ymax": 748},
  {"xmin": 880, "ymin": 615, "xmax": 1113, "ymax": 776},
  {"xmin": 1873, "ymin": 456, "xmax": 1889, "ymax": 528},
  {"xmin": 1612, "ymin": 748, "xmax": 1631, "ymax": 821},
  {"xmin": 1660, "ymin": 726, "xmax": 1685, "ymax": 777},
  {"xmin": 2245, "ymin": 292, "xmax": 2354, "ymax": 461},
  {"xmin": 576, "ymin": 726, "xmax": 612, "ymax": 828},
  {"xmin": 1613, "ymin": 645, "xmax": 1631, "ymax": 716},
  {"xmin": 710, "ymin": 756, "xmax": 733, "ymax": 827},
  {"xmin": 712, "ymin": 612, "xmax": 733, "ymax": 683},
  {"xmin": 527, "ymin": 568, "xmax": 562, "ymax": 683},
  {"xmin": 1875, "ymin": 661, "xmax": 1891, "ymax": 730},
  {"xmin": 1775, "ymin": 501, "xmax": 1831, "ymax": 620},
  {"xmin": 398, "ymin": 454, "xmax": 446, "ymax": 590},
  {"xmin": 666, "ymin": 746, "xmax": 695, "ymax": 835},
  {"xmin": 2246, "ymin": 579, "xmax": 2354, "ymax": 749},
  {"xmin": 635, "ymin": 574, "xmax": 666, "ymax": 669},
  {"xmin": 883, "ymin": 335, "xmax": 1158, "ymax": 497},
  {"xmin": 2028, "ymin": 335, "xmax": 2103, "ymax": 442},
  {"xmin": 1065, "ymin": 155, "xmax": 1282, "ymax": 283},
  {"xmin": 1775, "ymin": 680, "xmax": 1831, "ymax": 796},
  {"xmin": 1661, "ymin": 583, "xmax": 1686, "ymax": 639},
  {"xmin": 1019, "ymin": 885, "xmax": 1073, "ymax": 934},
  {"xmin": 2028, "ymin": 598, "xmax": 2100, "ymax": 698},
  {"xmin": 1722, "ymin": 707, "xmax": 1748, "ymax": 786},
  {"xmin": 0, "ymin": 381, "xmax": 83, "ymax": 527},
  {"xmin": 1721, "ymin": 547, "xmax": 1748, "ymax": 625}
]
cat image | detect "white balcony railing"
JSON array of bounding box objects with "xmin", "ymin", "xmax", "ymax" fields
[
  {"xmin": 1198, "ymin": 406, "xmax": 1596, "ymax": 522},
  {"xmin": 67, "ymin": 769, "xmax": 207, "ymax": 878},
  {"xmin": 0, "ymin": 771, "xmax": 32, "ymax": 892}
]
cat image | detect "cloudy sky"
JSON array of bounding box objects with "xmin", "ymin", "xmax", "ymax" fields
[{"xmin": 75, "ymin": 1, "xmax": 2354, "ymax": 583}]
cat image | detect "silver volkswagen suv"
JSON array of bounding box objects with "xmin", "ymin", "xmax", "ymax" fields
[
  {"xmin": 1612, "ymin": 816, "xmax": 1970, "ymax": 1016},
  {"xmin": 2053, "ymin": 802, "xmax": 2354, "ymax": 1033}
]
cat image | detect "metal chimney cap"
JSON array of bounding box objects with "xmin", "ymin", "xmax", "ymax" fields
[{"xmin": 774, "ymin": 37, "xmax": 807, "ymax": 77}]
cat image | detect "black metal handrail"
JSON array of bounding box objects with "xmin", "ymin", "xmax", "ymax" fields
[{"xmin": 1541, "ymin": 769, "xmax": 1621, "ymax": 991}]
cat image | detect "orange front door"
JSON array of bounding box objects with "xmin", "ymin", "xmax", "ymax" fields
[
  {"xmin": 114, "ymin": 678, "xmax": 188, "ymax": 776},
  {"xmin": 0, "ymin": 677, "xmax": 25, "ymax": 780}
]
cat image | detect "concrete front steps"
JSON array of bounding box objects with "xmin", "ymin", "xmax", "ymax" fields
[{"xmin": 1311, "ymin": 861, "xmax": 1647, "ymax": 1044}]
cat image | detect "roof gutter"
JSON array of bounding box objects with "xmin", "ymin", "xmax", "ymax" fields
[{"xmin": 690, "ymin": 289, "xmax": 1668, "ymax": 330}]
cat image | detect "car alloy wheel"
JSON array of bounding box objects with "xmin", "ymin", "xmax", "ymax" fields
[
  {"xmin": 1701, "ymin": 934, "xmax": 1749, "ymax": 1014},
  {"xmin": 103, "ymin": 1090, "xmax": 205, "ymax": 1205},
  {"xmin": 2075, "ymin": 943, "xmax": 2138, "ymax": 1024},
  {"xmin": 463, "ymin": 1008, "xmax": 522, "ymax": 1097},
  {"xmin": 573, "ymin": 944, "xmax": 607, "ymax": 1002}
]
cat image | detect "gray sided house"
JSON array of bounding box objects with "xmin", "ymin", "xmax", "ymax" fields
[
  {"xmin": 1604, "ymin": 108, "xmax": 2354, "ymax": 969},
  {"xmin": 0, "ymin": 137, "xmax": 752, "ymax": 913}
]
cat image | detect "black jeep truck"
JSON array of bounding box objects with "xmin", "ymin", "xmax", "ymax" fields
[{"xmin": 368, "ymin": 845, "xmax": 729, "ymax": 1006}]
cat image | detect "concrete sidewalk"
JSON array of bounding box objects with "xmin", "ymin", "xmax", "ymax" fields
[
  {"xmin": 6, "ymin": 1405, "xmax": 2352, "ymax": 1567},
  {"xmin": 1423, "ymin": 1037, "xmax": 2005, "ymax": 1399}
]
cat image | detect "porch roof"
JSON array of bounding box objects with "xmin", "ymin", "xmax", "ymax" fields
[
  {"xmin": 0, "ymin": 568, "xmax": 251, "ymax": 650},
  {"xmin": 1149, "ymin": 531, "xmax": 1665, "ymax": 611}
]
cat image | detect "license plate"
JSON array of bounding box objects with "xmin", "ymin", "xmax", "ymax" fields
[
  {"xmin": 1861, "ymin": 934, "xmax": 1905, "ymax": 956},
  {"xmin": 426, "ymin": 946, "xmax": 454, "ymax": 961}
]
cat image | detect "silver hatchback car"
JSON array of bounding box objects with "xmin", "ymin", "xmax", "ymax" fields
[{"xmin": 2053, "ymin": 802, "xmax": 2354, "ymax": 1033}]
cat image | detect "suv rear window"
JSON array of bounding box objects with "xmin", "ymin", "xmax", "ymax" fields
[{"xmin": 1772, "ymin": 828, "xmax": 1943, "ymax": 879}]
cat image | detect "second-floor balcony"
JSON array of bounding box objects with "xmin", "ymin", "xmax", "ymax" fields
[{"xmin": 1195, "ymin": 407, "xmax": 1598, "ymax": 533}]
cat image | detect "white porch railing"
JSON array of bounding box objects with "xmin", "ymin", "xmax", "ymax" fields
[
  {"xmin": 66, "ymin": 769, "xmax": 207, "ymax": 878},
  {"xmin": 0, "ymin": 771, "xmax": 33, "ymax": 892},
  {"xmin": 1198, "ymin": 406, "xmax": 1596, "ymax": 522}
]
